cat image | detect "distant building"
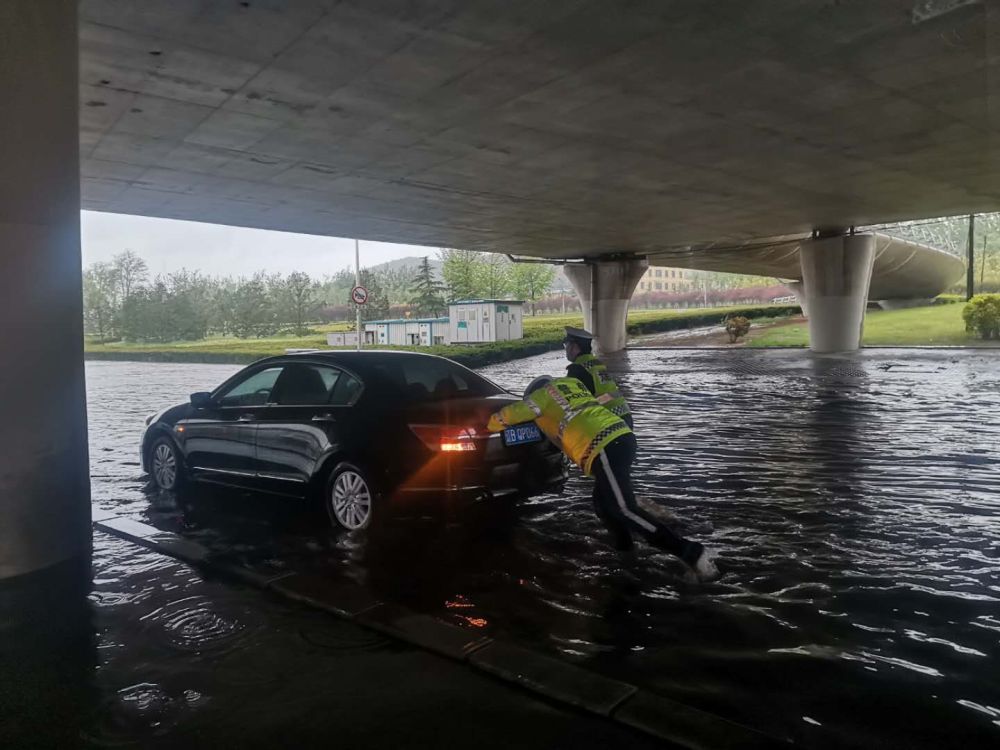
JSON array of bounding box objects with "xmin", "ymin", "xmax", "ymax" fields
[
  {"xmin": 362, "ymin": 317, "xmax": 450, "ymax": 347},
  {"xmin": 448, "ymin": 300, "xmax": 524, "ymax": 343},
  {"xmin": 324, "ymin": 331, "xmax": 362, "ymax": 347},
  {"xmin": 634, "ymin": 266, "xmax": 695, "ymax": 294}
]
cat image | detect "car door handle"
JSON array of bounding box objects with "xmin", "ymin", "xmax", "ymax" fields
[
  {"xmin": 237, "ymin": 414, "xmax": 255, "ymax": 422},
  {"xmin": 311, "ymin": 413, "xmax": 337, "ymax": 423}
]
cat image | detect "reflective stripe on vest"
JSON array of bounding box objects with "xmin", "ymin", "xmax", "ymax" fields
[
  {"xmin": 525, "ymin": 395, "xmax": 543, "ymax": 416},
  {"xmin": 522, "ymin": 377, "xmax": 628, "ymax": 474},
  {"xmin": 576, "ymin": 354, "xmax": 631, "ymax": 417}
]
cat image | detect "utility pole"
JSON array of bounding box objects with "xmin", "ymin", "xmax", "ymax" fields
[
  {"xmin": 967, "ymin": 214, "xmax": 975, "ymax": 301},
  {"xmin": 982, "ymin": 234, "xmax": 988, "ymax": 286},
  {"xmin": 355, "ymin": 238, "xmax": 362, "ymax": 350}
]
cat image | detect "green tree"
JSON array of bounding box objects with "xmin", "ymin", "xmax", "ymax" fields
[
  {"xmin": 692, "ymin": 270, "xmax": 776, "ymax": 291},
  {"xmin": 316, "ymin": 268, "xmax": 355, "ymax": 308},
  {"xmin": 357, "ymin": 268, "xmax": 390, "ymax": 322},
  {"xmin": 510, "ymin": 262, "xmax": 555, "ymax": 315},
  {"xmin": 112, "ymin": 249, "xmax": 148, "ymax": 304},
  {"xmin": 477, "ymin": 253, "xmax": 513, "ymax": 299},
  {"xmin": 439, "ymin": 249, "xmax": 482, "ymax": 300},
  {"xmin": 281, "ymin": 271, "xmax": 318, "ymax": 334},
  {"xmin": 82, "ymin": 262, "xmax": 120, "ymax": 342},
  {"xmin": 168, "ymin": 269, "xmax": 216, "ymax": 334},
  {"xmin": 409, "ymin": 256, "xmax": 446, "ymax": 316},
  {"xmin": 377, "ymin": 266, "xmax": 415, "ymax": 306},
  {"xmin": 221, "ymin": 273, "xmax": 279, "ymax": 338},
  {"xmin": 118, "ymin": 274, "xmax": 210, "ymax": 343}
]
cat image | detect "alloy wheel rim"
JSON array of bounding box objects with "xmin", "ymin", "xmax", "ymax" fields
[
  {"xmin": 153, "ymin": 443, "xmax": 177, "ymax": 489},
  {"xmin": 331, "ymin": 471, "xmax": 372, "ymax": 530}
]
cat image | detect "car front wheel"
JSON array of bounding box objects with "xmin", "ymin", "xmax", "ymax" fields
[
  {"xmin": 326, "ymin": 463, "xmax": 375, "ymax": 531},
  {"xmin": 150, "ymin": 436, "xmax": 184, "ymax": 491}
]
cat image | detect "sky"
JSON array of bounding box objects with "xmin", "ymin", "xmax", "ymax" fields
[{"xmin": 81, "ymin": 211, "xmax": 440, "ymax": 278}]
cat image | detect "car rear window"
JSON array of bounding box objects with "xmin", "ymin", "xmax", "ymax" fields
[{"xmin": 366, "ymin": 357, "xmax": 503, "ymax": 402}]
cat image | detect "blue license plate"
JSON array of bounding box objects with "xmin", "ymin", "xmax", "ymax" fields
[{"xmin": 503, "ymin": 423, "xmax": 542, "ymax": 446}]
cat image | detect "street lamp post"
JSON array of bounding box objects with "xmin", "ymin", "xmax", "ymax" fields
[{"xmin": 355, "ymin": 239, "xmax": 362, "ymax": 350}]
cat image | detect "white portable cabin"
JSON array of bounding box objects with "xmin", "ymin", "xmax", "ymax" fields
[
  {"xmin": 448, "ymin": 300, "xmax": 524, "ymax": 344},
  {"xmin": 325, "ymin": 331, "xmax": 364, "ymax": 347},
  {"xmin": 362, "ymin": 318, "xmax": 449, "ymax": 347}
]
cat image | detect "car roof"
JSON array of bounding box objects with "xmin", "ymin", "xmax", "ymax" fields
[{"xmin": 254, "ymin": 349, "xmax": 457, "ymax": 369}]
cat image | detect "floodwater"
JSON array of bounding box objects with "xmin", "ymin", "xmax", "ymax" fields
[
  {"xmin": 84, "ymin": 350, "xmax": 1000, "ymax": 748},
  {"xmin": 3, "ymin": 533, "xmax": 661, "ymax": 748}
]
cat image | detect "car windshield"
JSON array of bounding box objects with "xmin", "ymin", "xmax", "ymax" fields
[{"xmin": 365, "ymin": 357, "xmax": 504, "ymax": 403}]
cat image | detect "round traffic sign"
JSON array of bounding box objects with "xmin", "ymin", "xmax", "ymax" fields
[{"xmin": 351, "ymin": 285, "xmax": 369, "ymax": 305}]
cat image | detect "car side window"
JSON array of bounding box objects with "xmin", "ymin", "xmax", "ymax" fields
[
  {"xmin": 270, "ymin": 364, "xmax": 338, "ymax": 406},
  {"xmin": 217, "ymin": 366, "xmax": 283, "ymax": 407},
  {"xmin": 329, "ymin": 371, "xmax": 363, "ymax": 405}
]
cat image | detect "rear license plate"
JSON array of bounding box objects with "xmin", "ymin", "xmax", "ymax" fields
[{"xmin": 503, "ymin": 423, "xmax": 542, "ymax": 446}]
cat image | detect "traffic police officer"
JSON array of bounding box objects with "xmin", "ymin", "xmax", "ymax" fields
[
  {"xmin": 563, "ymin": 327, "xmax": 633, "ymax": 428},
  {"xmin": 487, "ymin": 375, "xmax": 719, "ymax": 581}
]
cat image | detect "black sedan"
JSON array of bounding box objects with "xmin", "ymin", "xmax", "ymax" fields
[{"xmin": 141, "ymin": 351, "xmax": 567, "ymax": 530}]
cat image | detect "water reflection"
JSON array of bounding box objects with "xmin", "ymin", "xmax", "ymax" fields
[
  {"xmin": 83, "ymin": 351, "xmax": 1000, "ymax": 748},
  {"xmin": 0, "ymin": 558, "xmax": 97, "ymax": 748}
]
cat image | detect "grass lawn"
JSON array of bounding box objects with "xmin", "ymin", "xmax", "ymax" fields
[{"xmin": 747, "ymin": 302, "xmax": 989, "ymax": 347}]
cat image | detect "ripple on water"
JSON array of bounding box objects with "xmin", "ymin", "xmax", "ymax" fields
[
  {"xmin": 85, "ymin": 683, "xmax": 181, "ymax": 746},
  {"xmin": 140, "ymin": 595, "xmax": 252, "ymax": 654}
]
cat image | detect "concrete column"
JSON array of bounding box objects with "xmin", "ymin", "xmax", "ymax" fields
[
  {"xmin": 564, "ymin": 258, "xmax": 648, "ymax": 354},
  {"xmin": 798, "ymin": 234, "xmax": 875, "ymax": 353},
  {"xmin": 785, "ymin": 280, "xmax": 809, "ymax": 318},
  {"xmin": 0, "ymin": 0, "xmax": 91, "ymax": 579}
]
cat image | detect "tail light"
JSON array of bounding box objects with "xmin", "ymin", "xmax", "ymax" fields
[{"xmin": 409, "ymin": 424, "xmax": 480, "ymax": 452}]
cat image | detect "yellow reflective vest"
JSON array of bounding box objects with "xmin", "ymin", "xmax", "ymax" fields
[
  {"xmin": 573, "ymin": 354, "xmax": 631, "ymax": 421},
  {"xmin": 487, "ymin": 377, "xmax": 630, "ymax": 476}
]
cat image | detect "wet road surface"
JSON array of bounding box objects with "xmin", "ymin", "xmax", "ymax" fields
[
  {"xmin": 2, "ymin": 532, "xmax": 666, "ymax": 749},
  {"xmin": 85, "ymin": 350, "xmax": 1000, "ymax": 748}
]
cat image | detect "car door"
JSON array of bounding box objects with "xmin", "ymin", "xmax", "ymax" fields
[
  {"xmin": 180, "ymin": 365, "xmax": 284, "ymax": 486},
  {"xmin": 253, "ymin": 363, "xmax": 364, "ymax": 494}
]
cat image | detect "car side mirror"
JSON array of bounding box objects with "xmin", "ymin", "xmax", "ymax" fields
[{"xmin": 190, "ymin": 392, "xmax": 212, "ymax": 409}]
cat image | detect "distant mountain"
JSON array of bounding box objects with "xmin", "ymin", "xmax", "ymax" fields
[
  {"xmin": 369, "ymin": 255, "xmax": 443, "ymax": 280},
  {"xmin": 369, "ymin": 253, "xmax": 573, "ymax": 293}
]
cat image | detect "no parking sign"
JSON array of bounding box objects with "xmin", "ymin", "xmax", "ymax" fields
[{"xmin": 351, "ymin": 285, "xmax": 369, "ymax": 305}]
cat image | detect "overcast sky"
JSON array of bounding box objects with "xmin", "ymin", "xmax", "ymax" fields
[{"xmin": 81, "ymin": 211, "xmax": 440, "ymax": 278}]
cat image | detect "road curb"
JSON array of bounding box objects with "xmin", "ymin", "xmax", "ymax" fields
[{"xmin": 93, "ymin": 514, "xmax": 789, "ymax": 748}]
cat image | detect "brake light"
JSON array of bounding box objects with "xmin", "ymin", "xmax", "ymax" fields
[{"xmin": 409, "ymin": 424, "xmax": 480, "ymax": 452}]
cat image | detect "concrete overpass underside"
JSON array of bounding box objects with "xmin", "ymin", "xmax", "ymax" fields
[{"xmin": 78, "ymin": 0, "xmax": 1000, "ymax": 256}]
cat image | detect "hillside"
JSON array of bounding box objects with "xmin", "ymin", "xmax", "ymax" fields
[{"xmin": 369, "ymin": 254, "xmax": 572, "ymax": 291}]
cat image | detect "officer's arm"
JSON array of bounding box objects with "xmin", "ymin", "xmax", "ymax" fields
[
  {"xmin": 566, "ymin": 363, "xmax": 596, "ymax": 395},
  {"xmin": 487, "ymin": 400, "xmax": 537, "ymax": 432}
]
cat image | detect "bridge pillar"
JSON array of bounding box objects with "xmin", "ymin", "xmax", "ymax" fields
[
  {"xmin": 785, "ymin": 280, "xmax": 809, "ymax": 318},
  {"xmin": 798, "ymin": 234, "xmax": 875, "ymax": 353},
  {"xmin": 564, "ymin": 258, "xmax": 648, "ymax": 354},
  {"xmin": 0, "ymin": 0, "xmax": 91, "ymax": 580}
]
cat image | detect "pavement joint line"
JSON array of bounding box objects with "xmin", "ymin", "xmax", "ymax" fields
[
  {"xmin": 267, "ymin": 583, "xmax": 383, "ymax": 619},
  {"xmin": 92, "ymin": 518, "xmax": 785, "ymax": 747}
]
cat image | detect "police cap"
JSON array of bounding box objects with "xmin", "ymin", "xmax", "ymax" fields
[{"xmin": 562, "ymin": 326, "xmax": 594, "ymax": 344}]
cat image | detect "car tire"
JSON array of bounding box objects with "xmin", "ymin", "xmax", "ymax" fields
[
  {"xmin": 149, "ymin": 435, "xmax": 185, "ymax": 491},
  {"xmin": 325, "ymin": 462, "xmax": 376, "ymax": 531}
]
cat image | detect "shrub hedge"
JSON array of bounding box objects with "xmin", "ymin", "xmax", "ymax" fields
[{"xmin": 962, "ymin": 294, "xmax": 1000, "ymax": 340}]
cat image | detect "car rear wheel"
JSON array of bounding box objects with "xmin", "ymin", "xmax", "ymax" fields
[
  {"xmin": 326, "ymin": 463, "xmax": 375, "ymax": 531},
  {"xmin": 150, "ymin": 436, "xmax": 184, "ymax": 491}
]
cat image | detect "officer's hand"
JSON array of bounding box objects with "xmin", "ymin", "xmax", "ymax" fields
[{"xmin": 486, "ymin": 414, "xmax": 504, "ymax": 432}]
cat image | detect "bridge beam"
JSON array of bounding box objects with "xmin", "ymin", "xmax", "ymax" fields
[
  {"xmin": 798, "ymin": 234, "xmax": 875, "ymax": 353},
  {"xmin": 0, "ymin": 0, "xmax": 91, "ymax": 580},
  {"xmin": 564, "ymin": 258, "xmax": 648, "ymax": 354}
]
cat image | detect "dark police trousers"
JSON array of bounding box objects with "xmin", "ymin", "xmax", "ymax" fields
[{"xmin": 591, "ymin": 433, "xmax": 702, "ymax": 565}]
